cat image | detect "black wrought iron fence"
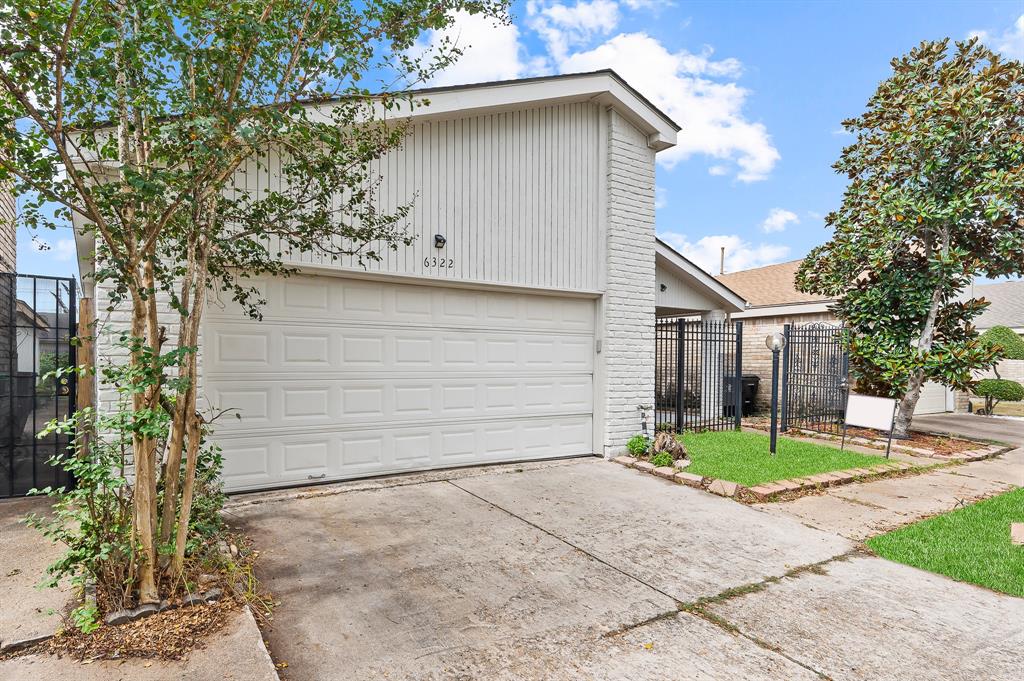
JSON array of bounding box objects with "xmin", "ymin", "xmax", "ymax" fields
[
  {"xmin": 1, "ymin": 273, "xmax": 77, "ymax": 498},
  {"xmin": 780, "ymin": 322, "xmax": 848, "ymax": 436},
  {"xmin": 655, "ymin": 318, "xmax": 743, "ymax": 432}
]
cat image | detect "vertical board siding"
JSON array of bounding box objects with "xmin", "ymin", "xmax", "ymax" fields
[{"xmin": 232, "ymin": 102, "xmax": 604, "ymax": 292}]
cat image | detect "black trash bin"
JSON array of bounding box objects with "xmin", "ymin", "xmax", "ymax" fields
[{"xmin": 722, "ymin": 374, "xmax": 761, "ymax": 417}]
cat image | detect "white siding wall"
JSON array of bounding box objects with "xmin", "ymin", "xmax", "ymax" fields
[
  {"xmin": 600, "ymin": 110, "xmax": 656, "ymax": 454},
  {"xmin": 240, "ymin": 102, "xmax": 604, "ymax": 292},
  {"xmin": 94, "ymin": 100, "xmax": 661, "ymax": 463}
]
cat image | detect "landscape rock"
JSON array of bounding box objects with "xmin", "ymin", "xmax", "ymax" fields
[
  {"xmin": 653, "ymin": 466, "xmax": 676, "ymax": 479},
  {"xmin": 131, "ymin": 602, "xmax": 160, "ymax": 620},
  {"xmin": 183, "ymin": 593, "xmax": 207, "ymax": 607},
  {"xmin": 612, "ymin": 456, "xmax": 637, "ymax": 466},
  {"xmin": 103, "ymin": 609, "xmax": 134, "ymax": 626},
  {"xmin": 674, "ymin": 471, "xmax": 703, "ymax": 487},
  {"xmin": 204, "ymin": 588, "xmax": 224, "ymax": 603}
]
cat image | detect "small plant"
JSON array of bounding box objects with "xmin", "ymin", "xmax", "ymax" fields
[
  {"xmin": 973, "ymin": 378, "xmax": 1024, "ymax": 415},
  {"xmin": 70, "ymin": 603, "xmax": 101, "ymax": 634},
  {"xmin": 626, "ymin": 434, "xmax": 650, "ymax": 456},
  {"xmin": 650, "ymin": 451, "xmax": 673, "ymax": 468}
]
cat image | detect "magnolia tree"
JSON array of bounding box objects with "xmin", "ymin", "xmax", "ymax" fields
[
  {"xmin": 797, "ymin": 39, "xmax": 1024, "ymax": 438},
  {"xmin": 0, "ymin": 0, "xmax": 507, "ymax": 607}
]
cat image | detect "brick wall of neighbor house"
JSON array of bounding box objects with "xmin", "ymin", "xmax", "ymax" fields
[
  {"xmin": 739, "ymin": 311, "xmax": 837, "ymax": 412},
  {"xmin": 602, "ymin": 109, "xmax": 656, "ymax": 454},
  {"xmin": 0, "ymin": 185, "xmax": 16, "ymax": 271},
  {"xmin": 955, "ymin": 358, "xmax": 1024, "ymax": 411}
]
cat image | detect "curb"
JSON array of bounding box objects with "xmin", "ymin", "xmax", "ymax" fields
[
  {"xmin": 611, "ymin": 455, "xmax": 924, "ymax": 503},
  {"xmin": 0, "ymin": 633, "xmax": 52, "ymax": 656}
]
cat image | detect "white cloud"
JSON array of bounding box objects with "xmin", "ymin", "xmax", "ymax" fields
[
  {"xmin": 760, "ymin": 207, "xmax": 799, "ymax": 234},
  {"xmin": 708, "ymin": 164, "xmax": 728, "ymax": 176},
  {"xmin": 970, "ymin": 15, "xmax": 1024, "ymax": 60},
  {"xmin": 414, "ymin": 11, "xmax": 530, "ymax": 87},
  {"xmin": 528, "ymin": 0, "xmax": 620, "ymax": 63},
  {"xmin": 658, "ymin": 231, "xmax": 790, "ymax": 275},
  {"xmin": 654, "ymin": 185, "xmax": 667, "ymax": 209},
  {"xmin": 559, "ymin": 32, "xmax": 779, "ymax": 181}
]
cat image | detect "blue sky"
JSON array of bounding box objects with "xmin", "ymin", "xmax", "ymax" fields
[{"xmin": 18, "ymin": 0, "xmax": 1024, "ymax": 280}]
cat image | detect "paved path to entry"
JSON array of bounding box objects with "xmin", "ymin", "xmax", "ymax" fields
[{"xmin": 231, "ymin": 458, "xmax": 1022, "ymax": 680}]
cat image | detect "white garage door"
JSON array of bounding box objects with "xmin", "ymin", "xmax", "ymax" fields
[
  {"xmin": 204, "ymin": 275, "xmax": 596, "ymax": 491},
  {"xmin": 915, "ymin": 381, "xmax": 952, "ymax": 415}
]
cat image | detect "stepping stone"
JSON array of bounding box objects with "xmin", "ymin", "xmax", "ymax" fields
[
  {"xmin": 613, "ymin": 456, "xmax": 637, "ymax": 466},
  {"xmin": 1011, "ymin": 523, "xmax": 1024, "ymax": 546},
  {"xmin": 633, "ymin": 461, "xmax": 655, "ymax": 472}
]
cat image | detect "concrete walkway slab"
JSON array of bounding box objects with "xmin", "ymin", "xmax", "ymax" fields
[
  {"xmin": 411, "ymin": 611, "xmax": 820, "ymax": 681},
  {"xmin": 232, "ymin": 476, "xmax": 677, "ymax": 680},
  {"xmin": 707, "ymin": 555, "xmax": 1024, "ymax": 681},
  {"xmin": 831, "ymin": 469, "xmax": 1011, "ymax": 514},
  {"xmin": 0, "ymin": 606, "xmax": 278, "ymax": 681},
  {"xmin": 454, "ymin": 460, "xmax": 853, "ymax": 603},
  {"xmin": 0, "ymin": 497, "xmax": 70, "ymax": 648}
]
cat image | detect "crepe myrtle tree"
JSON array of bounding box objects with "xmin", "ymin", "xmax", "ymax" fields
[
  {"xmin": 0, "ymin": 0, "xmax": 508, "ymax": 605},
  {"xmin": 797, "ymin": 38, "xmax": 1024, "ymax": 438}
]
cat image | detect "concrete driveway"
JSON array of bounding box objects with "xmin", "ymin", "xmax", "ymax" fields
[
  {"xmin": 231, "ymin": 459, "xmax": 1023, "ymax": 681},
  {"xmin": 914, "ymin": 412, "xmax": 1024, "ymax": 446}
]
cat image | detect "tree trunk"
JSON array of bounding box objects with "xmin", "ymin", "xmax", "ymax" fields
[
  {"xmin": 130, "ymin": 297, "xmax": 160, "ymax": 604},
  {"xmin": 171, "ymin": 413, "xmax": 202, "ymax": 576},
  {"xmin": 893, "ymin": 367, "xmax": 926, "ymax": 438}
]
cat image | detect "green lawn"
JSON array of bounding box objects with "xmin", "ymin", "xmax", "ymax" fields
[
  {"xmin": 680, "ymin": 430, "xmax": 893, "ymax": 487},
  {"xmin": 866, "ymin": 488, "xmax": 1024, "ymax": 597}
]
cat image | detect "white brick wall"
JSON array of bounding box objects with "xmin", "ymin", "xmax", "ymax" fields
[{"xmin": 600, "ymin": 109, "xmax": 656, "ymax": 455}]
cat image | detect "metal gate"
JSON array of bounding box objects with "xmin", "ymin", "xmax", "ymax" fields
[
  {"xmin": 780, "ymin": 322, "xmax": 847, "ymax": 436},
  {"xmin": 0, "ymin": 273, "xmax": 77, "ymax": 497},
  {"xmin": 655, "ymin": 318, "xmax": 743, "ymax": 432}
]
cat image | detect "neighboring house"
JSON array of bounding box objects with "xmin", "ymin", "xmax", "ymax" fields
[
  {"xmin": 719, "ymin": 261, "xmax": 1024, "ymax": 415},
  {"xmin": 717, "ymin": 260, "xmax": 837, "ymax": 413},
  {"xmin": 0, "ymin": 183, "xmax": 15, "ymax": 272},
  {"xmin": 75, "ymin": 71, "xmax": 742, "ymax": 493}
]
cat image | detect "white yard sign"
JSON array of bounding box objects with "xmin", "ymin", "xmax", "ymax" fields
[{"xmin": 845, "ymin": 394, "xmax": 898, "ymax": 432}]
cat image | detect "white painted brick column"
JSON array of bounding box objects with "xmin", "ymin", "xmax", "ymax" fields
[{"xmin": 599, "ymin": 109, "xmax": 656, "ymax": 456}]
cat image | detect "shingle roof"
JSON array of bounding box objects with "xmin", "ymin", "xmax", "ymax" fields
[
  {"xmin": 962, "ymin": 280, "xmax": 1024, "ymax": 330},
  {"xmin": 715, "ymin": 260, "xmax": 832, "ymax": 308}
]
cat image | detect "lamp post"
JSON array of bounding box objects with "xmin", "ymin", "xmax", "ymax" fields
[{"xmin": 766, "ymin": 332, "xmax": 787, "ymax": 455}]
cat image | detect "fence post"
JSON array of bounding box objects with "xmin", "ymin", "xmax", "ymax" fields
[
  {"xmin": 780, "ymin": 323, "xmax": 791, "ymax": 432},
  {"xmin": 734, "ymin": 320, "xmax": 743, "ymax": 430},
  {"xmin": 675, "ymin": 319, "xmax": 684, "ymax": 432}
]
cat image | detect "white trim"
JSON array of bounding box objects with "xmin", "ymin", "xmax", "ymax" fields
[
  {"xmin": 654, "ymin": 239, "xmax": 746, "ymax": 312},
  {"xmin": 731, "ymin": 301, "xmax": 834, "ymax": 319}
]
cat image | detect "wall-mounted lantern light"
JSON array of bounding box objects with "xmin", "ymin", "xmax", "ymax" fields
[
  {"xmin": 659, "ymin": 283, "xmax": 667, "ymax": 292},
  {"xmin": 434, "ymin": 234, "xmax": 447, "ymax": 248}
]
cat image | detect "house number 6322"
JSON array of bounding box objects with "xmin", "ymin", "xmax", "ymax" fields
[{"xmin": 424, "ymin": 257, "xmax": 455, "ymax": 268}]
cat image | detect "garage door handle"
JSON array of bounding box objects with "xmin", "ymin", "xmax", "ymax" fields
[{"xmin": 307, "ymin": 473, "xmax": 327, "ymax": 480}]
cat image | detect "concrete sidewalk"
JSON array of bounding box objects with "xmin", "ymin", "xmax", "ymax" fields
[
  {"xmin": 759, "ymin": 445, "xmax": 1022, "ymax": 540},
  {"xmin": 0, "ymin": 607, "xmax": 278, "ymax": 681},
  {"xmin": 0, "ymin": 497, "xmax": 70, "ymax": 650}
]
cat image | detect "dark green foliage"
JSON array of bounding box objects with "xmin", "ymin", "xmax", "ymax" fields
[
  {"xmin": 973, "ymin": 378, "xmax": 1024, "ymax": 414},
  {"xmin": 980, "ymin": 326, "xmax": 1024, "ymax": 361},
  {"xmin": 796, "ymin": 38, "xmax": 1024, "ymax": 434}
]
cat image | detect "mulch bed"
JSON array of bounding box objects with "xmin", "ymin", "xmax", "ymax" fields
[
  {"xmin": 44, "ymin": 598, "xmax": 236, "ymax": 662},
  {"xmin": 844, "ymin": 426, "xmax": 979, "ymax": 456}
]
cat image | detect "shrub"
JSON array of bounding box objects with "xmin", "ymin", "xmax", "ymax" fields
[
  {"xmin": 973, "ymin": 378, "xmax": 1024, "ymax": 414},
  {"xmin": 650, "ymin": 451, "xmax": 674, "ymax": 468},
  {"xmin": 980, "ymin": 326, "xmax": 1024, "ymax": 361},
  {"xmin": 626, "ymin": 435, "xmax": 650, "ymax": 456}
]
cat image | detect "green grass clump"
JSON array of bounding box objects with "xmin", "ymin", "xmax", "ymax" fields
[
  {"xmin": 866, "ymin": 488, "xmax": 1024, "ymax": 597},
  {"xmin": 680, "ymin": 430, "xmax": 892, "ymax": 487}
]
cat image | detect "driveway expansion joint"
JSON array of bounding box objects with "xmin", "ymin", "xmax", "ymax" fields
[{"xmin": 445, "ymin": 479, "xmax": 685, "ymax": 607}]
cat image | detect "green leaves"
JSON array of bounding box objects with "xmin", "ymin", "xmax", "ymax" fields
[{"xmin": 797, "ymin": 38, "xmax": 1024, "ymax": 403}]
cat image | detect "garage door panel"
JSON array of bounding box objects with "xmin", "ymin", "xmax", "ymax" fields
[
  {"xmin": 208, "ymin": 278, "xmax": 595, "ymax": 333},
  {"xmin": 206, "ymin": 274, "xmax": 596, "ymax": 492},
  {"xmin": 218, "ymin": 415, "xmax": 594, "ymax": 492},
  {"xmin": 205, "ymin": 325, "xmax": 593, "ymax": 374},
  {"xmin": 206, "ymin": 376, "xmax": 594, "ymax": 431}
]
